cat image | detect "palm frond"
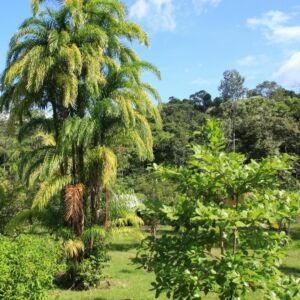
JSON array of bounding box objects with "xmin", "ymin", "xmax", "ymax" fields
[
  {"xmin": 18, "ymin": 117, "xmax": 53, "ymax": 141},
  {"xmin": 32, "ymin": 175, "xmax": 72, "ymax": 209},
  {"xmin": 82, "ymin": 225, "xmax": 106, "ymax": 243},
  {"xmin": 111, "ymin": 212, "xmax": 144, "ymax": 227},
  {"xmin": 86, "ymin": 0, "xmax": 126, "ymax": 19},
  {"xmin": 4, "ymin": 208, "xmax": 53, "ymax": 234},
  {"xmin": 31, "ymin": 0, "xmax": 41, "ymax": 15},
  {"xmin": 56, "ymin": 73, "xmax": 79, "ymax": 107},
  {"xmin": 59, "ymin": 117, "xmax": 95, "ymax": 150},
  {"xmin": 85, "ymin": 146, "xmax": 117, "ymax": 187},
  {"xmin": 64, "ymin": 239, "xmax": 85, "ymax": 259},
  {"xmin": 35, "ymin": 130, "xmax": 56, "ymax": 146}
]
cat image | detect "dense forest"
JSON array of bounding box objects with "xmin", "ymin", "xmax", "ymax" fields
[{"xmin": 1, "ymin": 1, "xmax": 300, "ymax": 300}]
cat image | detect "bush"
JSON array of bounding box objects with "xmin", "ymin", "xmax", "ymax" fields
[
  {"xmin": 0, "ymin": 234, "xmax": 63, "ymax": 300},
  {"xmin": 73, "ymin": 239, "xmax": 110, "ymax": 290},
  {"xmin": 60, "ymin": 237, "xmax": 110, "ymax": 290}
]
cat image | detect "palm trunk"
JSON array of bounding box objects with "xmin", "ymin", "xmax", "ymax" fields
[
  {"xmin": 50, "ymin": 99, "xmax": 59, "ymax": 144},
  {"xmin": 78, "ymin": 145, "xmax": 84, "ymax": 183},
  {"xmin": 89, "ymin": 185, "xmax": 101, "ymax": 251},
  {"xmin": 104, "ymin": 187, "xmax": 110, "ymax": 229},
  {"xmin": 72, "ymin": 144, "xmax": 76, "ymax": 180},
  {"xmin": 90, "ymin": 185, "xmax": 100, "ymax": 225}
]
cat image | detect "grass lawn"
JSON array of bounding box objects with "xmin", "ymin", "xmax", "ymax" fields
[
  {"xmin": 49, "ymin": 224, "xmax": 300, "ymax": 300},
  {"xmin": 49, "ymin": 234, "xmax": 170, "ymax": 300}
]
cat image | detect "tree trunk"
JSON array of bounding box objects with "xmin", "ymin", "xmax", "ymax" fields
[
  {"xmin": 72, "ymin": 144, "xmax": 76, "ymax": 180},
  {"xmin": 232, "ymin": 100, "xmax": 237, "ymax": 152},
  {"xmin": 219, "ymin": 226, "xmax": 225, "ymax": 256},
  {"xmin": 90, "ymin": 185, "xmax": 101, "ymax": 225},
  {"xmin": 104, "ymin": 187, "xmax": 110, "ymax": 229},
  {"xmin": 50, "ymin": 98, "xmax": 59, "ymax": 144},
  {"xmin": 78, "ymin": 145, "xmax": 85, "ymax": 183},
  {"xmin": 89, "ymin": 185, "xmax": 101, "ymax": 251},
  {"xmin": 150, "ymin": 224, "xmax": 157, "ymax": 239}
]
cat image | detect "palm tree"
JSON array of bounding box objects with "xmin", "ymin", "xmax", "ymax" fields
[{"xmin": 1, "ymin": 0, "xmax": 161, "ymax": 247}]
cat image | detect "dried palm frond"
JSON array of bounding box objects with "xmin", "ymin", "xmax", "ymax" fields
[{"xmin": 65, "ymin": 183, "xmax": 85, "ymax": 236}]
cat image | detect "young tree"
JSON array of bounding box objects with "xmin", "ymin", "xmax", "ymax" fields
[{"xmin": 140, "ymin": 120, "xmax": 300, "ymax": 300}]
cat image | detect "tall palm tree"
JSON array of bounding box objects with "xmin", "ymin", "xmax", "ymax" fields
[{"xmin": 1, "ymin": 1, "xmax": 161, "ymax": 245}]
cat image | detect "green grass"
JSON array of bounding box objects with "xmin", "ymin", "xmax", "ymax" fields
[
  {"xmin": 49, "ymin": 235, "xmax": 168, "ymax": 300},
  {"xmin": 280, "ymin": 221, "xmax": 300, "ymax": 278},
  {"xmin": 49, "ymin": 224, "xmax": 300, "ymax": 300}
]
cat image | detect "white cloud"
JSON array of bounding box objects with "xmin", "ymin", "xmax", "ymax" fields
[
  {"xmin": 192, "ymin": 0, "xmax": 222, "ymax": 14},
  {"xmin": 191, "ymin": 77, "xmax": 210, "ymax": 85},
  {"xmin": 129, "ymin": 0, "xmax": 176, "ymax": 31},
  {"xmin": 273, "ymin": 52, "xmax": 300, "ymax": 87},
  {"xmin": 238, "ymin": 55, "xmax": 257, "ymax": 67},
  {"xmin": 237, "ymin": 54, "xmax": 268, "ymax": 67},
  {"xmin": 129, "ymin": 0, "xmax": 222, "ymax": 31},
  {"xmin": 247, "ymin": 10, "xmax": 300, "ymax": 43},
  {"xmin": 129, "ymin": 0, "xmax": 149, "ymax": 19}
]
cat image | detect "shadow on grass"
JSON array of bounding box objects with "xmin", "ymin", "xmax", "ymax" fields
[
  {"xmin": 290, "ymin": 227, "xmax": 300, "ymax": 241},
  {"xmin": 130, "ymin": 255, "xmax": 143, "ymax": 265},
  {"xmin": 280, "ymin": 265, "xmax": 300, "ymax": 276},
  {"xmin": 119, "ymin": 268, "xmax": 133, "ymax": 274},
  {"xmin": 109, "ymin": 242, "xmax": 140, "ymax": 252}
]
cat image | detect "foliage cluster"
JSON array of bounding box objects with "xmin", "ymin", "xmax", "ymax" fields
[
  {"xmin": 0, "ymin": 234, "xmax": 63, "ymax": 300},
  {"xmin": 61, "ymin": 237, "xmax": 109, "ymax": 290},
  {"xmin": 140, "ymin": 120, "xmax": 300, "ymax": 300}
]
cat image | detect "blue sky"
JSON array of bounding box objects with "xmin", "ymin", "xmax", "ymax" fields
[{"xmin": 1, "ymin": 0, "xmax": 300, "ymax": 101}]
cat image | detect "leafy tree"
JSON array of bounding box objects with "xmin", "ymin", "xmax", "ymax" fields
[
  {"xmin": 153, "ymin": 97, "xmax": 207, "ymax": 166},
  {"xmin": 218, "ymin": 70, "xmax": 246, "ymax": 152},
  {"xmin": 189, "ymin": 90, "xmax": 213, "ymax": 112},
  {"xmin": 212, "ymin": 96, "xmax": 300, "ymax": 167},
  {"xmin": 247, "ymin": 81, "xmax": 282, "ymax": 98},
  {"xmin": 140, "ymin": 120, "xmax": 300, "ymax": 300},
  {"xmin": 218, "ymin": 70, "xmax": 246, "ymax": 101}
]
